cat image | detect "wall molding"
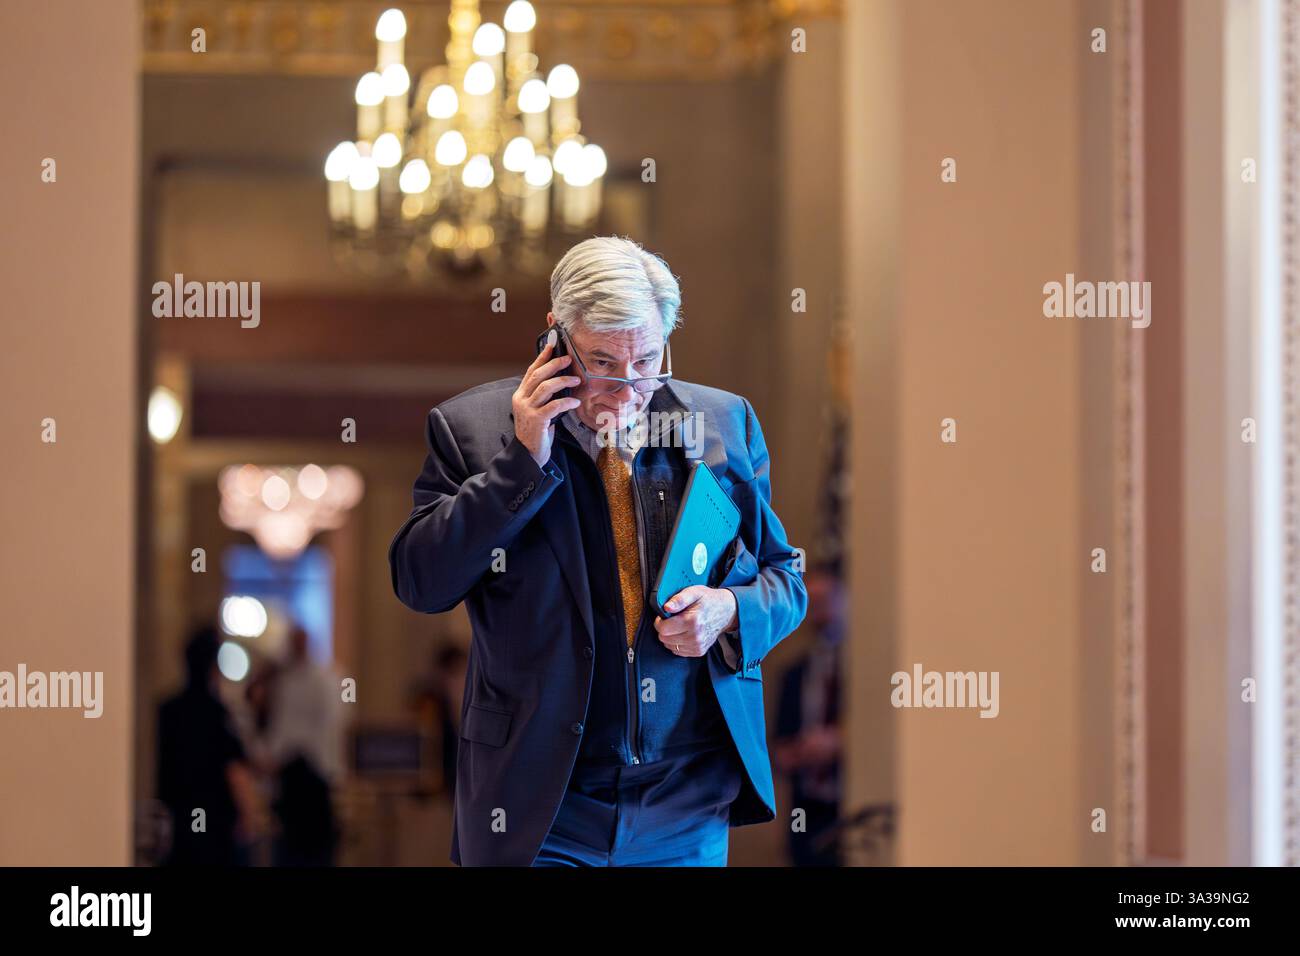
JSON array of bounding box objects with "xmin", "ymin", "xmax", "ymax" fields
[
  {"xmin": 143, "ymin": 0, "xmax": 841, "ymax": 81},
  {"xmin": 1281, "ymin": 0, "xmax": 1299, "ymax": 869},
  {"xmin": 1112, "ymin": 0, "xmax": 1147, "ymax": 867}
]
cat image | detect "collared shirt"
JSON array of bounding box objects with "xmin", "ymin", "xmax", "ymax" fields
[
  {"xmin": 560, "ymin": 409, "xmax": 645, "ymax": 463},
  {"xmin": 560, "ymin": 410, "xmax": 741, "ymax": 669}
]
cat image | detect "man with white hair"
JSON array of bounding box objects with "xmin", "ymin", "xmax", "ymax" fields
[{"xmin": 389, "ymin": 236, "xmax": 807, "ymax": 866}]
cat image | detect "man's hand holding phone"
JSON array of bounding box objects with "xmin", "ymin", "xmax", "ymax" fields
[{"xmin": 513, "ymin": 329, "xmax": 582, "ymax": 468}]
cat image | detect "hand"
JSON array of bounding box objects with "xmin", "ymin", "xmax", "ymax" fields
[
  {"xmin": 654, "ymin": 585, "xmax": 738, "ymax": 658},
  {"xmin": 513, "ymin": 330, "xmax": 582, "ymax": 467}
]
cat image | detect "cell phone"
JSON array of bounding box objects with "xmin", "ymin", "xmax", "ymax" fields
[{"xmin": 535, "ymin": 327, "xmax": 571, "ymax": 400}]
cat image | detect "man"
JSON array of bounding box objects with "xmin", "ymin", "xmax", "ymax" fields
[
  {"xmin": 389, "ymin": 236, "xmax": 807, "ymax": 866},
  {"xmin": 157, "ymin": 624, "xmax": 264, "ymax": 865}
]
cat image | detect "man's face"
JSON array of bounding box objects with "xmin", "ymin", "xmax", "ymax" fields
[{"xmin": 559, "ymin": 317, "xmax": 666, "ymax": 432}]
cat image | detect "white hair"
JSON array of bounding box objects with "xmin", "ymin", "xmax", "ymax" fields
[{"xmin": 549, "ymin": 236, "xmax": 682, "ymax": 339}]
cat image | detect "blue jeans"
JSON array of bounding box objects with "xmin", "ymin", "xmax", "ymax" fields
[{"xmin": 533, "ymin": 744, "xmax": 745, "ymax": 867}]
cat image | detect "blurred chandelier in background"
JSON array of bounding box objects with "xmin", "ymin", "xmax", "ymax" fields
[
  {"xmin": 219, "ymin": 464, "xmax": 365, "ymax": 561},
  {"xmin": 324, "ymin": 2, "xmax": 607, "ymax": 279}
]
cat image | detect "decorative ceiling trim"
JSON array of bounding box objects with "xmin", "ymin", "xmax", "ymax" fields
[{"xmin": 142, "ymin": 0, "xmax": 841, "ymax": 81}]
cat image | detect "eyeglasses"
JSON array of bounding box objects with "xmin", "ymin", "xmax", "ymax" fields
[{"xmin": 560, "ymin": 327, "xmax": 673, "ymax": 394}]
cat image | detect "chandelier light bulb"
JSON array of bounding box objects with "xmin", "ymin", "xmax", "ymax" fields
[
  {"xmin": 547, "ymin": 64, "xmax": 579, "ymax": 99},
  {"xmin": 399, "ymin": 158, "xmax": 432, "ymax": 194},
  {"xmin": 234, "ymin": 464, "xmax": 260, "ymax": 497},
  {"xmin": 427, "ymin": 84, "xmax": 459, "ymax": 119},
  {"xmin": 473, "ymin": 23, "xmax": 506, "ymax": 57},
  {"xmin": 349, "ymin": 156, "xmax": 380, "ymax": 190},
  {"xmin": 324, "ymin": 141, "xmax": 360, "ymax": 182},
  {"xmin": 582, "ymin": 143, "xmax": 607, "ymax": 179},
  {"xmin": 504, "ymin": 1, "xmax": 537, "ymax": 33},
  {"xmin": 355, "ymin": 71, "xmax": 385, "ymax": 106},
  {"xmin": 434, "ymin": 130, "xmax": 468, "ymax": 166},
  {"xmin": 502, "ymin": 136, "xmax": 536, "ymax": 173},
  {"xmin": 462, "ymin": 154, "xmax": 495, "ymax": 189},
  {"xmin": 464, "ymin": 61, "xmax": 496, "ymax": 96},
  {"xmin": 375, "ymin": 9, "xmax": 407, "ymax": 42},
  {"xmin": 297, "ymin": 464, "xmax": 329, "ymax": 500},
  {"xmin": 381, "ymin": 63, "xmax": 410, "ymax": 96},
  {"xmin": 524, "ymin": 154, "xmax": 553, "ymax": 187},
  {"xmin": 372, "ymin": 132, "xmax": 403, "ymax": 168},
  {"xmin": 563, "ymin": 158, "xmax": 595, "ymax": 188},
  {"xmin": 552, "ymin": 138, "xmax": 584, "ymax": 175},
  {"xmin": 261, "ymin": 474, "xmax": 292, "ymax": 512},
  {"xmin": 518, "ymin": 77, "xmax": 550, "ymax": 113}
]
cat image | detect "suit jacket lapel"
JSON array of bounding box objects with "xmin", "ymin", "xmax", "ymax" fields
[{"xmin": 648, "ymin": 382, "xmax": 728, "ymax": 477}]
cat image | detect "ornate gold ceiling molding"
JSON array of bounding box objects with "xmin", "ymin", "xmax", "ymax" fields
[{"xmin": 142, "ymin": 0, "xmax": 840, "ymax": 81}]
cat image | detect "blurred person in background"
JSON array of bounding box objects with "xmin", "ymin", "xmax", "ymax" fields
[
  {"xmin": 263, "ymin": 625, "xmax": 343, "ymax": 866},
  {"xmin": 156, "ymin": 624, "xmax": 266, "ymax": 865},
  {"xmin": 773, "ymin": 563, "xmax": 845, "ymax": 866}
]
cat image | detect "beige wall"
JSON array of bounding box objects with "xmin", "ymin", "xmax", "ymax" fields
[
  {"xmin": 843, "ymin": 0, "xmax": 902, "ymax": 862},
  {"xmin": 0, "ymin": 1, "xmax": 138, "ymax": 865},
  {"xmin": 845, "ymin": 0, "xmax": 1120, "ymax": 865},
  {"xmin": 1184, "ymin": 0, "xmax": 1253, "ymax": 867},
  {"xmin": 773, "ymin": 18, "xmax": 843, "ymax": 557}
]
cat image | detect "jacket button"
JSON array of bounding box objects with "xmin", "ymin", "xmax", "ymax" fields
[
  {"xmin": 582, "ymin": 647, "xmax": 593, "ymax": 660},
  {"xmin": 570, "ymin": 722, "xmax": 584, "ymax": 735}
]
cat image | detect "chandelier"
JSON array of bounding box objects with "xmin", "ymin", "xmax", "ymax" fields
[
  {"xmin": 219, "ymin": 464, "xmax": 365, "ymax": 561},
  {"xmin": 323, "ymin": 2, "xmax": 607, "ymax": 279}
]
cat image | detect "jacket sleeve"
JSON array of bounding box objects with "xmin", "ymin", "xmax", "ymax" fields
[
  {"xmin": 717, "ymin": 398, "xmax": 808, "ymax": 670},
  {"xmin": 388, "ymin": 406, "xmax": 565, "ymax": 613}
]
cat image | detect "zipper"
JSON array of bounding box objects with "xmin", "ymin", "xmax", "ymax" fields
[
  {"xmin": 625, "ymin": 448, "xmax": 650, "ymax": 765},
  {"xmin": 630, "ymin": 451, "xmax": 651, "ymax": 597}
]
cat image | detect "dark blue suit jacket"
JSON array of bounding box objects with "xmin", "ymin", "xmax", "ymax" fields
[{"xmin": 389, "ymin": 377, "xmax": 807, "ymax": 865}]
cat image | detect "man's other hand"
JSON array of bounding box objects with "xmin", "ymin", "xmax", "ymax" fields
[{"xmin": 653, "ymin": 586, "xmax": 738, "ymax": 658}]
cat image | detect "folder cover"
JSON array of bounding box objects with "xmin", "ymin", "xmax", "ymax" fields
[{"xmin": 651, "ymin": 460, "xmax": 742, "ymax": 617}]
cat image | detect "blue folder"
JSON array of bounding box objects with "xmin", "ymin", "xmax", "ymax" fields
[{"xmin": 651, "ymin": 460, "xmax": 742, "ymax": 617}]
